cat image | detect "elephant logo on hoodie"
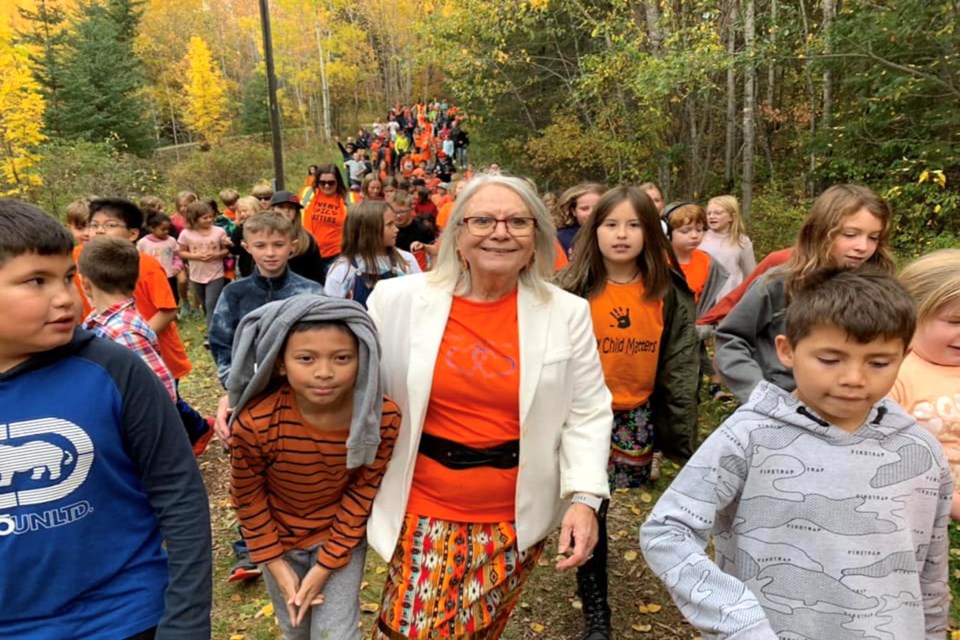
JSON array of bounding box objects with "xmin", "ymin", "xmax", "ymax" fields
[{"xmin": 0, "ymin": 418, "xmax": 94, "ymax": 510}]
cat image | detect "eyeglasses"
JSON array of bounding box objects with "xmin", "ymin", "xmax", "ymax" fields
[
  {"xmin": 461, "ymin": 216, "xmax": 537, "ymax": 237},
  {"xmin": 257, "ymin": 196, "xmax": 272, "ymax": 201},
  {"xmin": 317, "ymin": 180, "xmax": 336, "ymax": 187},
  {"xmin": 88, "ymin": 221, "xmax": 126, "ymax": 231}
]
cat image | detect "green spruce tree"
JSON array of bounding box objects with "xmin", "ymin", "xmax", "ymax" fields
[
  {"xmin": 17, "ymin": 0, "xmax": 68, "ymax": 138},
  {"xmin": 239, "ymin": 70, "xmax": 270, "ymax": 136},
  {"xmin": 57, "ymin": 0, "xmax": 153, "ymax": 155}
]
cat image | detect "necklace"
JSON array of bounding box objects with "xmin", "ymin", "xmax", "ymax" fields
[{"xmin": 607, "ymin": 270, "xmax": 640, "ymax": 285}]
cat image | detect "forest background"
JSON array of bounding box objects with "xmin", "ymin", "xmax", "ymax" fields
[
  {"xmin": 2, "ymin": 1, "xmax": 960, "ymax": 636},
  {"xmin": 0, "ymin": 0, "xmax": 958, "ymax": 259}
]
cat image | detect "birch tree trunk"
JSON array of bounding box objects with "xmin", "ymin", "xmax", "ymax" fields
[
  {"xmin": 314, "ymin": 24, "xmax": 332, "ymax": 141},
  {"xmin": 822, "ymin": 0, "xmax": 836, "ymax": 130},
  {"xmin": 725, "ymin": 1, "xmax": 738, "ymax": 190},
  {"xmin": 741, "ymin": 0, "xmax": 756, "ymax": 220}
]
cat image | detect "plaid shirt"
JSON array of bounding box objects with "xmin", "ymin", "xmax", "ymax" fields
[{"xmin": 83, "ymin": 299, "xmax": 177, "ymax": 402}]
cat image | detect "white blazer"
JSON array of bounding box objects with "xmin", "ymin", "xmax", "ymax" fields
[{"xmin": 365, "ymin": 273, "xmax": 613, "ymax": 558}]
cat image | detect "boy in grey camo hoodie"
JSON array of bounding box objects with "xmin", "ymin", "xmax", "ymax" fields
[{"xmin": 641, "ymin": 268, "xmax": 951, "ymax": 640}]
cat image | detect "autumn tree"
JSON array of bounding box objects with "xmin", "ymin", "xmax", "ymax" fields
[
  {"xmin": 181, "ymin": 35, "xmax": 232, "ymax": 147},
  {"xmin": 0, "ymin": 13, "xmax": 46, "ymax": 196}
]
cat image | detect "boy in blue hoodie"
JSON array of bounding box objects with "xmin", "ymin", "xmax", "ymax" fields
[
  {"xmin": 0, "ymin": 199, "xmax": 211, "ymax": 639},
  {"xmin": 641, "ymin": 268, "xmax": 951, "ymax": 640},
  {"xmin": 209, "ymin": 210, "xmax": 323, "ymax": 581}
]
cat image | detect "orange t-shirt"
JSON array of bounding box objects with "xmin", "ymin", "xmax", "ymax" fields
[
  {"xmin": 134, "ymin": 253, "xmax": 192, "ymax": 379},
  {"xmin": 590, "ymin": 281, "xmax": 663, "ymax": 410},
  {"xmin": 552, "ymin": 239, "xmax": 568, "ymax": 272},
  {"xmin": 303, "ymin": 193, "xmax": 348, "ymax": 258},
  {"xmin": 406, "ymin": 290, "xmax": 521, "ymax": 523},
  {"xmin": 890, "ymin": 352, "xmax": 960, "ymax": 486},
  {"xmin": 436, "ymin": 201, "xmax": 454, "ymax": 230},
  {"xmin": 74, "ymin": 251, "xmax": 192, "ymax": 379},
  {"xmin": 73, "ymin": 245, "xmax": 93, "ymax": 319},
  {"xmin": 679, "ymin": 249, "xmax": 711, "ymax": 303}
]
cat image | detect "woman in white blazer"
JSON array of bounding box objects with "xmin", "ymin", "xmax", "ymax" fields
[{"xmin": 367, "ymin": 174, "xmax": 613, "ymax": 639}]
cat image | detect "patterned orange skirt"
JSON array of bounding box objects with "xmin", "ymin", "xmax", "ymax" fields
[{"xmin": 374, "ymin": 513, "xmax": 544, "ymax": 639}]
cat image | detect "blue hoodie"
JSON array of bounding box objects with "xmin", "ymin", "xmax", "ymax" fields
[{"xmin": 0, "ymin": 330, "xmax": 211, "ymax": 639}]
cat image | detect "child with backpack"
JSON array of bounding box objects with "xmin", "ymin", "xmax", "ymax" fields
[{"xmin": 323, "ymin": 200, "xmax": 420, "ymax": 306}]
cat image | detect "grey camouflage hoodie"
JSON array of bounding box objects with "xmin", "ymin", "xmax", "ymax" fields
[{"xmin": 640, "ymin": 381, "xmax": 952, "ymax": 640}]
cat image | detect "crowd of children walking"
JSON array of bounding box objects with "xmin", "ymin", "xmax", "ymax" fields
[{"xmin": 2, "ymin": 103, "xmax": 958, "ymax": 640}]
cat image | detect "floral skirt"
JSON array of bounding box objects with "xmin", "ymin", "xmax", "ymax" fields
[
  {"xmin": 374, "ymin": 513, "xmax": 544, "ymax": 639},
  {"xmin": 608, "ymin": 402, "xmax": 654, "ymax": 489}
]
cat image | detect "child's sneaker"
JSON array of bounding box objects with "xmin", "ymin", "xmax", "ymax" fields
[
  {"xmin": 228, "ymin": 540, "xmax": 261, "ymax": 583},
  {"xmin": 649, "ymin": 451, "xmax": 664, "ymax": 481},
  {"xmin": 192, "ymin": 417, "xmax": 215, "ymax": 457},
  {"xmin": 227, "ymin": 561, "xmax": 261, "ymax": 583},
  {"xmin": 709, "ymin": 383, "xmax": 733, "ymax": 402}
]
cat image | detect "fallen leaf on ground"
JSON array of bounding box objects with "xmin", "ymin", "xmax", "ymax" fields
[
  {"xmin": 639, "ymin": 492, "xmax": 653, "ymax": 503},
  {"xmin": 529, "ymin": 622, "xmax": 545, "ymax": 633},
  {"xmin": 638, "ymin": 602, "xmax": 663, "ymax": 614},
  {"xmin": 255, "ymin": 602, "xmax": 274, "ymax": 618},
  {"xmin": 631, "ymin": 623, "xmax": 652, "ymax": 632},
  {"xmin": 623, "ymin": 550, "xmax": 639, "ymax": 561},
  {"xmin": 360, "ymin": 602, "xmax": 380, "ymax": 613}
]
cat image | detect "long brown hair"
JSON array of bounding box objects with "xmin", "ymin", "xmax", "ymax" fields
[
  {"xmin": 312, "ymin": 163, "xmax": 348, "ymax": 199},
  {"xmin": 783, "ymin": 184, "xmax": 896, "ymax": 299},
  {"xmin": 557, "ymin": 186, "xmax": 677, "ymax": 301},
  {"xmin": 340, "ymin": 200, "xmax": 408, "ymax": 285}
]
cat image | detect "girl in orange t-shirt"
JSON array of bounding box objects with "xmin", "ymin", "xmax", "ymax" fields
[
  {"xmin": 557, "ymin": 186, "xmax": 698, "ymax": 638},
  {"xmin": 303, "ymin": 164, "xmax": 349, "ymax": 273}
]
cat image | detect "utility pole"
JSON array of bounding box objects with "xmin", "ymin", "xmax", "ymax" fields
[{"xmin": 259, "ymin": 0, "xmax": 284, "ymax": 190}]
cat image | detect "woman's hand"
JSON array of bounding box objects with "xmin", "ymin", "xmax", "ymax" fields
[
  {"xmin": 555, "ymin": 503, "xmax": 598, "ymax": 570},
  {"xmin": 291, "ymin": 564, "xmax": 331, "ymax": 625},
  {"xmin": 265, "ymin": 558, "xmax": 301, "ymax": 624}
]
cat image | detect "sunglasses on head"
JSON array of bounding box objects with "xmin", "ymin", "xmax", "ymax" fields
[{"xmin": 318, "ymin": 180, "xmax": 336, "ymax": 187}]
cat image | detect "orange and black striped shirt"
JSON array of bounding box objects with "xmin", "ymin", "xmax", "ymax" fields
[{"xmin": 230, "ymin": 384, "xmax": 400, "ymax": 569}]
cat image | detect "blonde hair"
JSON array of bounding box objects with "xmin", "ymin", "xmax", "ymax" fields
[
  {"xmin": 251, "ymin": 183, "xmax": 274, "ymax": 199},
  {"xmin": 65, "ymin": 198, "xmax": 92, "ymax": 226},
  {"xmin": 219, "ymin": 188, "xmax": 240, "ymax": 207},
  {"xmin": 707, "ymin": 195, "xmax": 746, "ymax": 244},
  {"xmin": 783, "ymin": 184, "xmax": 896, "ymax": 300},
  {"xmin": 556, "ymin": 183, "xmax": 606, "ymax": 228},
  {"xmin": 899, "ymin": 249, "xmax": 960, "ymax": 324},
  {"xmin": 430, "ymin": 174, "xmax": 556, "ymax": 300},
  {"xmin": 175, "ymin": 190, "xmax": 197, "ymax": 209},
  {"xmin": 235, "ymin": 196, "xmax": 261, "ymax": 222}
]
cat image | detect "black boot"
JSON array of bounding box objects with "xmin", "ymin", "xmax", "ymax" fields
[{"xmin": 576, "ymin": 501, "xmax": 611, "ymax": 640}]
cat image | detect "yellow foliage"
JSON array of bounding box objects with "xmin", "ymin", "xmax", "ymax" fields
[
  {"xmin": 0, "ymin": 14, "xmax": 45, "ymax": 195},
  {"xmin": 181, "ymin": 35, "xmax": 231, "ymax": 145}
]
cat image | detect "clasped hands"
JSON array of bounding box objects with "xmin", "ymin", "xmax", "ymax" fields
[{"xmin": 265, "ymin": 558, "xmax": 331, "ymax": 626}]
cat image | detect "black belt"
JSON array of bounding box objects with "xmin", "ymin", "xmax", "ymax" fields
[{"xmin": 418, "ymin": 432, "xmax": 520, "ymax": 470}]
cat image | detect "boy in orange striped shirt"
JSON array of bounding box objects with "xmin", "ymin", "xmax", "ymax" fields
[{"xmin": 229, "ymin": 296, "xmax": 399, "ymax": 638}]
